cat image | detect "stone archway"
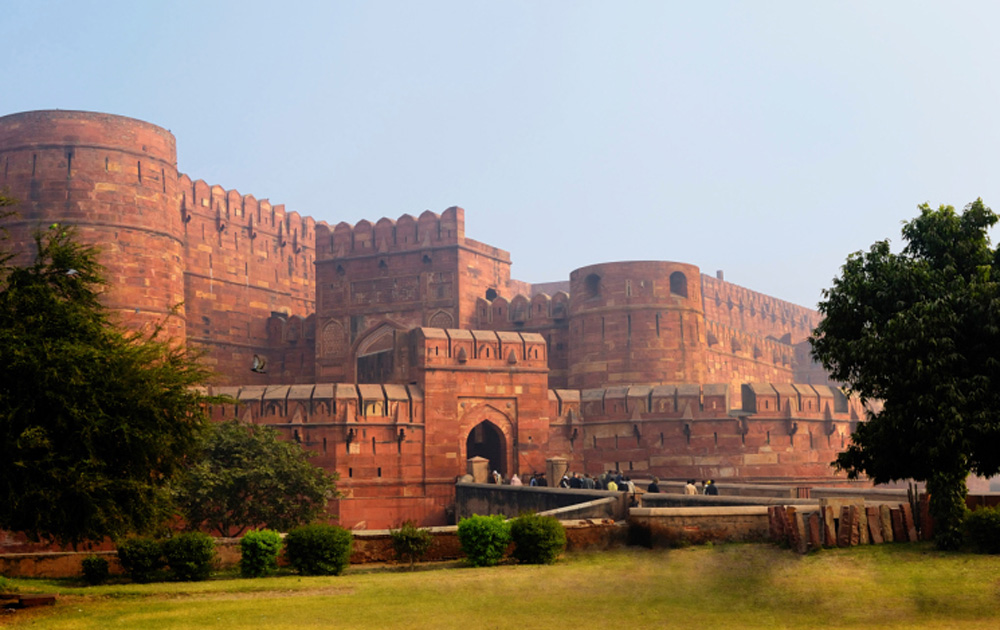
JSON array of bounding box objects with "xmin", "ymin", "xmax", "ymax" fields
[
  {"xmin": 466, "ymin": 421, "xmax": 507, "ymax": 478},
  {"xmin": 355, "ymin": 324, "xmax": 396, "ymax": 382}
]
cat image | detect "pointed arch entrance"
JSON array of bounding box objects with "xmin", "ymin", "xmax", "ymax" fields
[
  {"xmin": 466, "ymin": 421, "xmax": 507, "ymax": 478},
  {"xmin": 355, "ymin": 324, "xmax": 397, "ymax": 382}
]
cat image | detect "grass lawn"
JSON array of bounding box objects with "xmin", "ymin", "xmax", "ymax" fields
[{"xmin": 4, "ymin": 543, "xmax": 1000, "ymax": 629}]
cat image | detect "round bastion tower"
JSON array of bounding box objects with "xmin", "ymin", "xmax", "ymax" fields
[
  {"xmin": 0, "ymin": 110, "xmax": 186, "ymax": 341},
  {"xmin": 566, "ymin": 261, "xmax": 709, "ymax": 389}
]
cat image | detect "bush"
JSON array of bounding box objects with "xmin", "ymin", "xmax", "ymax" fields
[
  {"xmin": 240, "ymin": 529, "xmax": 283, "ymax": 578},
  {"xmin": 0, "ymin": 574, "xmax": 16, "ymax": 592},
  {"xmin": 81, "ymin": 554, "xmax": 110, "ymax": 585},
  {"xmin": 965, "ymin": 505, "xmax": 1000, "ymax": 554},
  {"xmin": 162, "ymin": 532, "xmax": 216, "ymax": 581},
  {"xmin": 117, "ymin": 537, "xmax": 164, "ymax": 583},
  {"xmin": 284, "ymin": 524, "xmax": 353, "ymax": 576},
  {"xmin": 457, "ymin": 514, "xmax": 511, "ymax": 567},
  {"xmin": 390, "ymin": 521, "xmax": 434, "ymax": 568},
  {"xmin": 510, "ymin": 513, "xmax": 566, "ymax": 564}
]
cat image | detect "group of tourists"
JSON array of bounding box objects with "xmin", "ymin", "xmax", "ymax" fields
[
  {"xmin": 554, "ymin": 470, "xmax": 637, "ymax": 493},
  {"xmin": 487, "ymin": 470, "xmax": 721, "ymax": 497},
  {"xmin": 680, "ymin": 479, "xmax": 718, "ymax": 495}
]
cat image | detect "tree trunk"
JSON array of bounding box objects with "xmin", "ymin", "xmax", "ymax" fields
[{"xmin": 926, "ymin": 468, "xmax": 968, "ymax": 550}]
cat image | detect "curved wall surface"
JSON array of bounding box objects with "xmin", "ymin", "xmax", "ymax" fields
[
  {"xmin": 567, "ymin": 261, "xmax": 708, "ymax": 389},
  {"xmin": 0, "ymin": 110, "xmax": 186, "ymax": 339}
]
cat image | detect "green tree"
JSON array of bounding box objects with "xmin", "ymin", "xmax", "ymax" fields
[
  {"xmin": 175, "ymin": 420, "xmax": 337, "ymax": 536},
  {"xmin": 0, "ymin": 206, "xmax": 214, "ymax": 546},
  {"xmin": 811, "ymin": 199, "xmax": 1000, "ymax": 549}
]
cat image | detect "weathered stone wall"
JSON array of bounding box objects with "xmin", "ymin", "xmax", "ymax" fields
[
  {"xmin": 630, "ymin": 506, "xmax": 771, "ymax": 544},
  {"xmin": 0, "ymin": 110, "xmax": 186, "ymax": 340},
  {"xmin": 455, "ymin": 483, "xmax": 629, "ymax": 521},
  {"xmin": 177, "ymin": 175, "xmax": 321, "ymax": 382}
]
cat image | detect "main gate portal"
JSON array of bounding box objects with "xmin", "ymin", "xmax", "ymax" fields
[{"xmin": 466, "ymin": 421, "xmax": 506, "ymax": 478}]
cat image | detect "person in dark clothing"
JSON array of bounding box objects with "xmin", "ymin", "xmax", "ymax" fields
[
  {"xmin": 647, "ymin": 476, "xmax": 661, "ymax": 493},
  {"xmin": 569, "ymin": 473, "xmax": 583, "ymax": 489},
  {"xmin": 705, "ymin": 479, "xmax": 719, "ymax": 495}
]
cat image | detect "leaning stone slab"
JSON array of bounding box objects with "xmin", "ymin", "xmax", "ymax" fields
[
  {"xmin": 849, "ymin": 506, "xmax": 861, "ymax": 546},
  {"xmin": 807, "ymin": 512, "xmax": 822, "ymax": 550},
  {"xmin": 919, "ymin": 497, "xmax": 933, "ymax": 540},
  {"xmin": 890, "ymin": 507, "xmax": 906, "ymax": 542},
  {"xmin": 821, "ymin": 505, "xmax": 837, "ymax": 547},
  {"xmin": 837, "ymin": 506, "xmax": 854, "ymax": 547},
  {"xmin": 901, "ymin": 503, "xmax": 919, "ymax": 542},
  {"xmin": 879, "ymin": 504, "xmax": 894, "ymax": 543},
  {"xmin": 866, "ymin": 506, "xmax": 884, "ymax": 544}
]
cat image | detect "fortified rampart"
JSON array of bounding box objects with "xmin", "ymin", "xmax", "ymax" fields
[
  {"xmin": 0, "ymin": 110, "xmax": 324, "ymax": 382},
  {"xmin": 203, "ymin": 326, "xmax": 863, "ymax": 528},
  {"xmin": 0, "ymin": 109, "xmax": 854, "ymax": 531},
  {"xmin": 0, "ymin": 110, "xmax": 186, "ymax": 339},
  {"xmin": 176, "ymin": 174, "xmax": 322, "ymax": 380}
]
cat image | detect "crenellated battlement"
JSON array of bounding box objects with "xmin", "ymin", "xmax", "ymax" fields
[
  {"xmin": 208, "ymin": 382, "xmax": 425, "ymax": 427},
  {"xmin": 412, "ymin": 327, "xmax": 547, "ymax": 369},
  {"xmin": 474, "ymin": 291, "xmax": 571, "ymax": 327},
  {"xmin": 704, "ymin": 320, "xmax": 796, "ymax": 366},
  {"xmin": 701, "ymin": 274, "xmax": 819, "ymax": 343},
  {"xmin": 574, "ymin": 381, "xmax": 862, "ymax": 422},
  {"xmin": 177, "ymin": 174, "xmax": 329, "ymax": 247},
  {"xmin": 315, "ymin": 207, "xmax": 469, "ymax": 259}
]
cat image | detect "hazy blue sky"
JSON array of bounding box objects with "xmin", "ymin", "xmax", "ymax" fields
[{"xmin": 4, "ymin": 1, "xmax": 999, "ymax": 308}]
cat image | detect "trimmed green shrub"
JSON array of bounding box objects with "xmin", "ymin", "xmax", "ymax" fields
[
  {"xmin": 390, "ymin": 520, "xmax": 434, "ymax": 568},
  {"xmin": 284, "ymin": 524, "xmax": 353, "ymax": 576},
  {"xmin": 81, "ymin": 554, "xmax": 110, "ymax": 585},
  {"xmin": 457, "ymin": 514, "xmax": 511, "ymax": 567},
  {"xmin": 965, "ymin": 505, "xmax": 1000, "ymax": 554},
  {"xmin": 240, "ymin": 529, "xmax": 284, "ymax": 578},
  {"xmin": 162, "ymin": 532, "xmax": 216, "ymax": 581},
  {"xmin": 0, "ymin": 574, "xmax": 16, "ymax": 592},
  {"xmin": 510, "ymin": 513, "xmax": 566, "ymax": 564},
  {"xmin": 117, "ymin": 537, "xmax": 164, "ymax": 583}
]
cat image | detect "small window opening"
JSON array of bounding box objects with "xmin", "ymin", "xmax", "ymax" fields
[
  {"xmin": 584, "ymin": 273, "xmax": 601, "ymax": 298},
  {"xmin": 669, "ymin": 271, "xmax": 688, "ymax": 297}
]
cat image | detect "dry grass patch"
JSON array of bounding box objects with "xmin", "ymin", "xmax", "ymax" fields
[{"xmin": 4, "ymin": 543, "xmax": 1000, "ymax": 629}]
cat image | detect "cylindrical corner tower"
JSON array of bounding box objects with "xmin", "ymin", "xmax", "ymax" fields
[
  {"xmin": 567, "ymin": 261, "xmax": 708, "ymax": 389},
  {"xmin": 0, "ymin": 110, "xmax": 186, "ymax": 341}
]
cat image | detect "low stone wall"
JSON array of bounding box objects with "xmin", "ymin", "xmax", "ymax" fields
[
  {"xmin": 641, "ymin": 492, "xmax": 818, "ymax": 509},
  {"xmin": 629, "ymin": 507, "xmax": 770, "ymax": 545},
  {"xmin": 0, "ymin": 520, "xmax": 624, "ymax": 578},
  {"xmin": 0, "ymin": 541, "xmax": 243, "ymax": 579},
  {"xmin": 456, "ymin": 483, "xmax": 629, "ymax": 521}
]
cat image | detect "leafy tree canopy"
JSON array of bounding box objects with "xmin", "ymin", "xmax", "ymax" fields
[
  {"xmin": 0, "ymin": 200, "xmax": 214, "ymax": 546},
  {"xmin": 812, "ymin": 199, "xmax": 1000, "ymax": 548},
  {"xmin": 174, "ymin": 420, "xmax": 338, "ymax": 536}
]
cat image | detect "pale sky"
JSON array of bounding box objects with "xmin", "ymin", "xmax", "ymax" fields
[{"xmin": 4, "ymin": 1, "xmax": 1000, "ymax": 309}]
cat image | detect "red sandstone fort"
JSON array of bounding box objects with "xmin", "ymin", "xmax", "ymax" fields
[{"xmin": 0, "ymin": 110, "xmax": 863, "ymax": 528}]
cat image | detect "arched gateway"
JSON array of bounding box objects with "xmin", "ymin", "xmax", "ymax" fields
[{"xmin": 465, "ymin": 421, "xmax": 507, "ymax": 477}]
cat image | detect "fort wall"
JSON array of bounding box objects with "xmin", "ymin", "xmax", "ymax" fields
[
  {"xmin": 313, "ymin": 208, "xmax": 525, "ymax": 383},
  {"xmin": 567, "ymin": 261, "xmax": 709, "ymax": 388},
  {"xmin": 177, "ymin": 174, "xmax": 322, "ymax": 381},
  {"xmin": 700, "ymin": 273, "xmax": 819, "ymax": 344},
  {"xmin": 0, "ymin": 110, "xmax": 186, "ymax": 339},
  {"xmin": 0, "ymin": 109, "xmax": 853, "ymax": 532}
]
